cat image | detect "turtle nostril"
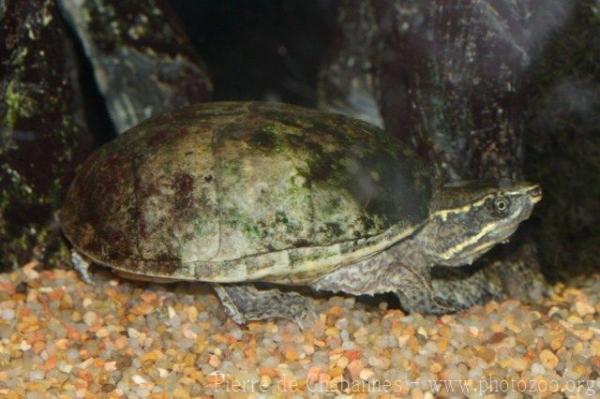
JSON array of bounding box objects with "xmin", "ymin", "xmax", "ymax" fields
[{"xmin": 529, "ymin": 185, "xmax": 542, "ymax": 202}]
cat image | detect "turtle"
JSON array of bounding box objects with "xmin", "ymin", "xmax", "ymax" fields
[{"xmin": 60, "ymin": 101, "xmax": 542, "ymax": 324}]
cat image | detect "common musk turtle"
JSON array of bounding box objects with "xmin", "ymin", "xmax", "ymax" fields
[{"xmin": 60, "ymin": 102, "xmax": 542, "ymax": 324}]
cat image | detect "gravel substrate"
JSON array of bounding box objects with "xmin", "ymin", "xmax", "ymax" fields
[{"xmin": 0, "ymin": 262, "xmax": 598, "ymax": 398}]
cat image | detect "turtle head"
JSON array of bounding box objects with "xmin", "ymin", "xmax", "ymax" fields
[{"xmin": 416, "ymin": 180, "xmax": 542, "ymax": 266}]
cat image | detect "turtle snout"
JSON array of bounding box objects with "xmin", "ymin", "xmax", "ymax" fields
[{"xmin": 528, "ymin": 184, "xmax": 542, "ymax": 204}]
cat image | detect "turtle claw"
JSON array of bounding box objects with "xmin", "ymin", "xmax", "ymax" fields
[
  {"xmin": 290, "ymin": 303, "xmax": 317, "ymax": 331},
  {"xmin": 429, "ymin": 297, "xmax": 465, "ymax": 315},
  {"xmin": 395, "ymin": 288, "xmax": 459, "ymax": 315},
  {"xmin": 71, "ymin": 251, "xmax": 94, "ymax": 285}
]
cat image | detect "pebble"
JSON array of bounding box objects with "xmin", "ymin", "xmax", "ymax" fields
[
  {"xmin": 0, "ymin": 265, "xmax": 598, "ymax": 397},
  {"xmin": 506, "ymin": 357, "xmax": 527, "ymax": 372},
  {"xmin": 83, "ymin": 311, "xmax": 97, "ymax": 326},
  {"xmin": 58, "ymin": 363, "xmax": 73, "ymax": 374},
  {"xmin": 95, "ymin": 327, "xmax": 109, "ymax": 338},
  {"xmin": 359, "ymin": 368, "xmax": 375, "ymax": 381},
  {"xmin": 284, "ymin": 346, "xmax": 300, "ymax": 361},
  {"xmin": 336, "ymin": 356, "xmax": 349, "ymax": 368},
  {"xmin": 260, "ymin": 374, "xmax": 272, "ymax": 388},
  {"xmin": 1, "ymin": 309, "xmax": 15, "ymax": 320},
  {"xmin": 104, "ymin": 361, "xmax": 116, "ymax": 371},
  {"xmin": 131, "ymin": 375, "xmax": 147, "ymax": 384},
  {"xmin": 539, "ymin": 349, "xmax": 560, "ymax": 369},
  {"xmin": 367, "ymin": 355, "xmax": 389, "ymax": 369},
  {"xmin": 346, "ymin": 359, "xmax": 363, "ymax": 379},
  {"xmin": 208, "ymin": 354, "xmax": 221, "ymax": 368},
  {"xmin": 530, "ymin": 362, "xmax": 545, "ymax": 375},
  {"xmin": 476, "ymin": 346, "xmax": 496, "ymax": 363},
  {"xmin": 574, "ymin": 300, "xmax": 595, "ymax": 317},
  {"xmin": 157, "ymin": 368, "xmax": 169, "ymax": 378},
  {"xmin": 592, "ymin": 339, "xmax": 600, "ymax": 356}
]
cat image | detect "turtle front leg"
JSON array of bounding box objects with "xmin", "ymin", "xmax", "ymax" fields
[
  {"xmin": 430, "ymin": 256, "xmax": 548, "ymax": 310},
  {"xmin": 212, "ymin": 284, "xmax": 315, "ymax": 327},
  {"xmin": 392, "ymin": 263, "xmax": 456, "ymax": 315},
  {"xmin": 430, "ymin": 266, "xmax": 501, "ymax": 311},
  {"xmin": 71, "ymin": 251, "xmax": 94, "ymax": 284},
  {"xmin": 310, "ymin": 247, "xmax": 456, "ymax": 315}
]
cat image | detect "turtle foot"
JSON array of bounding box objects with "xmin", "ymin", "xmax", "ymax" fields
[
  {"xmin": 71, "ymin": 251, "xmax": 94, "ymax": 285},
  {"xmin": 395, "ymin": 289, "xmax": 457, "ymax": 315},
  {"xmin": 213, "ymin": 284, "xmax": 315, "ymax": 329}
]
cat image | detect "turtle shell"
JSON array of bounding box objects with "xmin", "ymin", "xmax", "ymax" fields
[{"xmin": 60, "ymin": 102, "xmax": 432, "ymax": 283}]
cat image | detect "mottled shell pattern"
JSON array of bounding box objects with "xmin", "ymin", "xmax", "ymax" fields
[{"xmin": 60, "ymin": 102, "xmax": 432, "ymax": 283}]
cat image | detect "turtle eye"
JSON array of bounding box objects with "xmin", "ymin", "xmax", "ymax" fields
[{"xmin": 493, "ymin": 196, "xmax": 511, "ymax": 216}]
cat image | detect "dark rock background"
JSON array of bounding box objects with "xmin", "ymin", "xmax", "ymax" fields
[
  {"xmin": 169, "ymin": 0, "xmax": 338, "ymax": 106},
  {"xmin": 0, "ymin": 0, "xmax": 91, "ymax": 269},
  {"xmin": 524, "ymin": 1, "xmax": 600, "ymax": 280},
  {"xmin": 0, "ymin": 0, "xmax": 212, "ymax": 270}
]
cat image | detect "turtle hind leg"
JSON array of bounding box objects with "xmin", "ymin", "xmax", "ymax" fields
[
  {"xmin": 213, "ymin": 284, "xmax": 314, "ymax": 327},
  {"xmin": 71, "ymin": 251, "xmax": 94, "ymax": 284}
]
